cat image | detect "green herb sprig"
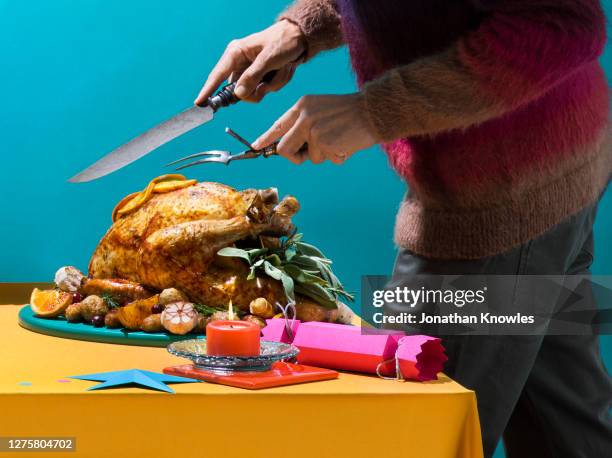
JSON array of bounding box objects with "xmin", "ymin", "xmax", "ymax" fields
[
  {"xmin": 193, "ymin": 303, "xmax": 225, "ymax": 316},
  {"xmin": 101, "ymin": 292, "xmax": 120, "ymax": 309},
  {"xmin": 217, "ymin": 233, "xmax": 353, "ymax": 309}
]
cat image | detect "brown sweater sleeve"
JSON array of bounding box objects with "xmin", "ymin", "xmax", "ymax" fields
[
  {"xmin": 278, "ymin": 0, "xmax": 344, "ymax": 60},
  {"xmin": 361, "ymin": 0, "xmax": 606, "ymax": 142}
]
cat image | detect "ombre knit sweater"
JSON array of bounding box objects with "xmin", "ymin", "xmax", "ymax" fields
[{"xmin": 281, "ymin": 0, "xmax": 612, "ymax": 259}]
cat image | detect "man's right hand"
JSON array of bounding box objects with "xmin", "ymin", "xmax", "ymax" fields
[{"xmin": 195, "ymin": 20, "xmax": 306, "ymax": 105}]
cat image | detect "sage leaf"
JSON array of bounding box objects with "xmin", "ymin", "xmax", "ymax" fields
[
  {"xmin": 284, "ymin": 264, "xmax": 327, "ymax": 286},
  {"xmin": 264, "ymin": 261, "xmax": 295, "ymax": 302},
  {"xmin": 217, "ymin": 247, "xmax": 251, "ymax": 264},
  {"xmin": 285, "ymin": 248, "xmax": 296, "ymax": 262},
  {"xmin": 265, "ymin": 253, "xmax": 282, "ymax": 267},
  {"xmin": 247, "ymin": 248, "xmax": 269, "ymax": 260},
  {"xmin": 219, "ymin": 234, "xmax": 352, "ymax": 309},
  {"xmin": 263, "ymin": 261, "xmax": 282, "ymax": 280},
  {"xmin": 281, "ymin": 273, "xmax": 296, "ymax": 303},
  {"xmin": 291, "ymin": 255, "xmax": 320, "ymax": 269},
  {"xmin": 295, "ymin": 283, "xmax": 337, "ymax": 309},
  {"xmin": 295, "ymin": 242, "xmax": 325, "ymax": 258}
]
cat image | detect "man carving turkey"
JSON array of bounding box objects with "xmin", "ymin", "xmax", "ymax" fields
[{"xmin": 195, "ymin": 1, "xmax": 612, "ymax": 456}]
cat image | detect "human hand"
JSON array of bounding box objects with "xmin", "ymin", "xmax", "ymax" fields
[
  {"xmin": 195, "ymin": 20, "xmax": 306, "ymax": 105},
  {"xmin": 251, "ymin": 93, "xmax": 378, "ymax": 164}
]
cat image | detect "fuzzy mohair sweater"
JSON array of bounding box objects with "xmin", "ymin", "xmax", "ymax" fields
[{"xmin": 280, "ymin": 0, "xmax": 612, "ymax": 259}]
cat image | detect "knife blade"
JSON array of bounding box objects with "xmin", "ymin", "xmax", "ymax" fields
[
  {"xmin": 68, "ymin": 80, "xmax": 242, "ymax": 183},
  {"xmin": 69, "ymin": 105, "xmax": 214, "ymax": 183}
]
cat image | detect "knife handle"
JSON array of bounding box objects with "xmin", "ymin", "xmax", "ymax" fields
[{"xmin": 207, "ymin": 71, "xmax": 278, "ymax": 112}]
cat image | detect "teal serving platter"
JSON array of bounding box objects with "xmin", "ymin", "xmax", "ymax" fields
[{"xmin": 18, "ymin": 305, "xmax": 203, "ymax": 347}]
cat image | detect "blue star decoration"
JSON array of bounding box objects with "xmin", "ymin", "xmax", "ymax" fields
[{"xmin": 68, "ymin": 369, "xmax": 199, "ymax": 393}]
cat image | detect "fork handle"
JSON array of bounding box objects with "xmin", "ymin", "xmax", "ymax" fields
[
  {"xmin": 261, "ymin": 142, "xmax": 308, "ymax": 157},
  {"xmin": 207, "ymin": 71, "xmax": 278, "ymax": 112}
]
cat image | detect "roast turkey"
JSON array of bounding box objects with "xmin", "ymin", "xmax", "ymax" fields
[{"xmin": 89, "ymin": 180, "xmax": 336, "ymax": 320}]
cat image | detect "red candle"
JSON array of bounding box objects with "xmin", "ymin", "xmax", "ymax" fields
[{"xmin": 206, "ymin": 320, "xmax": 261, "ymax": 357}]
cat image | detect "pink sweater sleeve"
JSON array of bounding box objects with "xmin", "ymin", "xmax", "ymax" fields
[
  {"xmin": 278, "ymin": 0, "xmax": 343, "ymax": 60},
  {"xmin": 362, "ymin": 0, "xmax": 607, "ymax": 141}
]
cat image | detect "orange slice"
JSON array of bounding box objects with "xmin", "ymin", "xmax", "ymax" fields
[
  {"xmin": 111, "ymin": 191, "xmax": 140, "ymax": 222},
  {"xmin": 153, "ymin": 179, "xmax": 197, "ymax": 193},
  {"xmin": 111, "ymin": 174, "xmax": 197, "ymax": 222},
  {"xmin": 30, "ymin": 288, "xmax": 73, "ymax": 318},
  {"xmin": 151, "ymin": 174, "xmax": 190, "ymax": 184},
  {"xmin": 115, "ymin": 181, "xmax": 156, "ymax": 216}
]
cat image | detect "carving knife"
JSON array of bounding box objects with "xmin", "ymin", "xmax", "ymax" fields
[{"xmin": 68, "ymin": 78, "xmax": 264, "ymax": 183}]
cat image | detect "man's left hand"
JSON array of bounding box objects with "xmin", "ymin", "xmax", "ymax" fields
[{"xmin": 251, "ymin": 93, "xmax": 378, "ymax": 164}]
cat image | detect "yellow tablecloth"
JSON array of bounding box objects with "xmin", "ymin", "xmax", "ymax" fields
[{"xmin": 0, "ymin": 301, "xmax": 483, "ymax": 458}]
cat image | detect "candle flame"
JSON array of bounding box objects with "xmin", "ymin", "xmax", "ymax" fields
[{"xmin": 228, "ymin": 299, "xmax": 235, "ymax": 321}]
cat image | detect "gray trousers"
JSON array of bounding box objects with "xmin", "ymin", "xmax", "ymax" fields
[{"xmin": 389, "ymin": 204, "xmax": 612, "ymax": 457}]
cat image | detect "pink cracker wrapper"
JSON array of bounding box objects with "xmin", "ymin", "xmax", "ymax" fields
[
  {"xmin": 395, "ymin": 335, "xmax": 447, "ymax": 382},
  {"xmin": 261, "ymin": 318, "xmax": 301, "ymax": 344},
  {"xmin": 292, "ymin": 322, "xmax": 405, "ymax": 374}
]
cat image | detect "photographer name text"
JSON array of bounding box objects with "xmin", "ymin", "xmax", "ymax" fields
[{"xmin": 371, "ymin": 286, "xmax": 535, "ymax": 325}]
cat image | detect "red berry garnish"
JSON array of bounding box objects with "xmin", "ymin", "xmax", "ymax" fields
[
  {"xmin": 72, "ymin": 292, "xmax": 83, "ymax": 303},
  {"xmin": 151, "ymin": 304, "xmax": 165, "ymax": 314},
  {"xmin": 91, "ymin": 315, "xmax": 105, "ymax": 327}
]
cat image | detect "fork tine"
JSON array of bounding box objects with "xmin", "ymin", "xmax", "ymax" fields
[
  {"xmin": 165, "ymin": 151, "xmax": 228, "ymax": 167},
  {"xmin": 174, "ymin": 157, "xmax": 229, "ymax": 170}
]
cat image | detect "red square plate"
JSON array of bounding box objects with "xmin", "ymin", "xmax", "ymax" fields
[{"xmin": 163, "ymin": 362, "xmax": 338, "ymax": 389}]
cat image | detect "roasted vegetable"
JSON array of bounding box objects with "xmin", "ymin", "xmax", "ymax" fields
[
  {"xmin": 161, "ymin": 302, "xmax": 198, "ymax": 335},
  {"xmin": 116, "ymin": 295, "xmax": 159, "ymax": 330},
  {"xmin": 242, "ymin": 314, "xmax": 266, "ymax": 329},
  {"xmin": 249, "ymin": 297, "xmax": 275, "ymax": 318},
  {"xmin": 294, "ymin": 301, "xmax": 330, "ymax": 322},
  {"xmin": 141, "ymin": 314, "xmax": 164, "ymax": 333},
  {"xmin": 193, "ymin": 314, "xmax": 207, "ymax": 333},
  {"xmin": 54, "ymin": 267, "xmax": 85, "ymax": 293},
  {"xmin": 206, "ymin": 310, "xmax": 231, "ymax": 324},
  {"xmin": 104, "ymin": 309, "xmax": 122, "ymax": 328},
  {"xmin": 79, "ymin": 295, "xmax": 108, "ymax": 322},
  {"xmin": 159, "ymin": 288, "xmax": 188, "ymax": 305},
  {"xmin": 80, "ymin": 278, "xmax": 153, "ymax": 303},
  {"xmin": 65, "ymin": 302, "xmax": 83, "ymax": 322},
  {"xmin": 335, "ymin": 301, "xmax": 356, "ymax": 325}
]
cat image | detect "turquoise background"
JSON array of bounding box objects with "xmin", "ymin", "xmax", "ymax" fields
[{"xmin": 0, "ymin": 1, "xmax": 610, "ymax": 455}]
